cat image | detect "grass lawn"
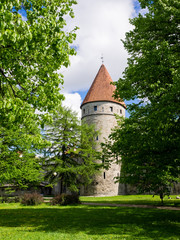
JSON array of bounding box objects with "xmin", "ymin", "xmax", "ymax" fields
[
  {"xmin": 0, "ymin": 203, "xmax": 179, "ymax": 240},
  {"xmin": 80, "ymin": 195, "xmax": 180, "ymax": 207}
]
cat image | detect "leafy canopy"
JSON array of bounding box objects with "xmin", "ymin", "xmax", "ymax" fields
[
  {"xmin": 43, "ymin": 107, "xmax": 101, "ymax": 193},
  {"xmin": 0, "ymin": 124, "xmax": 47, "ymax": 189},
  {"xmin": 105, "ymin": 0, "xmax": 180, "ymax": 201},
  {"xmin": 0, "ymin": 0, "xmax": 77, "ymax": 189},
  {"xmin": 0, "ymin": 0, "xmax": 77, "ymax": 130}
]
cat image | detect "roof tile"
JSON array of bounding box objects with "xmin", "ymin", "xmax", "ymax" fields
[{"xmin": 81, "ymin": 64, "xmax": 126, "ymax": 108}]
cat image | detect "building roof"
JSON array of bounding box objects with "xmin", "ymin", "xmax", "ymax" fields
[{"xmin": 81, "ymin": 64, "xmax": 126, "ymax": 108}]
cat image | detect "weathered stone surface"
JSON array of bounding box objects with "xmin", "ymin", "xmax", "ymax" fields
[{"xmin": 81, "ymin": 101, "xmax": 125, "ymax": 196}]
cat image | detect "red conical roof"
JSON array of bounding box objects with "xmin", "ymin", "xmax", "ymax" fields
[{"xmin": 81, "ymin": 64, "xmax": 126, "ymax": 108}]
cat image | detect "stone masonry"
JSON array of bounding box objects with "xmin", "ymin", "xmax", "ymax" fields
[
  {"xmin": 81, "ymin": 101, "xmax": 125, "ymax": 196},
  {"xmin": 80, "ymin": 64, "xmax": 126, "ymax": 196}
]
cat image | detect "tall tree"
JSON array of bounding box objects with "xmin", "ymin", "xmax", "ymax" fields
[
  {"xmin": 0, "ymin": 1, "xmax": 77, "ymax": 187},
  {"xmin": 43, "ymin": 107, "xmax": 101, "ymax": 193},
  {"xmin": 0, "ymin": 0, "xmax": 77, "ymax": 129},
  {"xmin": 104, "ymin": 0, "xmax": 180, "ymax": 201}
]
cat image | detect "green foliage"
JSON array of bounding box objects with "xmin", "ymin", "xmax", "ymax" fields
[
  {"xmin": 106, "ymin": 0, "xmax": 180, "ymax": 201},
  {"xmin": 0, "ymin": 0, "xmax": 77, "ymax": 129},
  {"xmin": 1, "ymin": 196, "xmax": 20, "ymax": 203},
  {"xmin": 0, "ymin": 125, "xmax": 47, "ymax": 189},
  {"xmin": 20, "ymin": 192, "xmax": 44, "ymax": 205},
  {"xmin": 51, "ymin": 193, "xmax": 80, "ymax": 205},
  {"xmin": 0, "ymin": 1, "xmax": 77, "ymax": 188},
  {"xmin": 43, "ymin": 107, "xmax": 101, "ymax": 193}
]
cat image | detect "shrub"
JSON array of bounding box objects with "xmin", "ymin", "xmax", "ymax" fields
[
  {"xmin": 51, "ymin": 194, "xmax": 63, "ymax": 205},
  {"xmin": 1, "ymin": 196, "xmax": 20, "ymax": 203},
  {"xmin": 21, "ymin": 192, "xmax": 44, "ymax": 206},
  {"xmin": 1, "ymin": 196, "xmax": 10, "ymax": 203},
  {"xmin": 51, "ymin": 193, "xmax": 80, "ymax": 206}
]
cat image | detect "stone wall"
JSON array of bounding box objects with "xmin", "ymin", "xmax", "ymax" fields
[{"xmin": 81, "ymin": 101, "xmax": 125, "ymax": 196}]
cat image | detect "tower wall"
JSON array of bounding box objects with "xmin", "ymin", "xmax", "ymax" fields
[{"xmin": 81, "ymin": 101, "xmax": 125, "ymax": 196}]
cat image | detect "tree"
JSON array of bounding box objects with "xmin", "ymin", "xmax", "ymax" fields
[
  {"xmin": 0, "ymin": 1, "xmax": 77, "ymax": 187},
  {"xmin": 0, "ymin": 124, "xmax": 47, "ymax": 190},
  {"xmin": 104, "ymin": 0, "xmax": 180, "ymax": 202},
  {"xmin": 43, "ymin": 107, "xmax": 101, "ymax": 193},
  {"xmin": 0, "ymin": 0, "xmax": 77, "ymax": 129}
]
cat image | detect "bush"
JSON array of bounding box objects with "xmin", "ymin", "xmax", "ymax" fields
[
  {"xmin": 1, "ymin": 196, "xmax": 20, "ymax": 203},
  {"xmin": 21, "ymin": 192, "xmax": 44, "ymax": 206},
  {"xmin": 51, "ymin": 193, "xmax": 80, "ymax": 206}
]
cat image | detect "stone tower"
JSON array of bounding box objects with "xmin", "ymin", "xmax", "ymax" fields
[{"xmin": 80, "ymin": 64, "xmax": 126, "ymax": 196}]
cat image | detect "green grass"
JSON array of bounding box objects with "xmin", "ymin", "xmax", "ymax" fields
[
  {"xmin": 80, "ymin": 195, "xmax": 180, "ymax": 207},
  {"xmin": 0, "ymin": 203, "xmax": 179, "ymax": 240}
]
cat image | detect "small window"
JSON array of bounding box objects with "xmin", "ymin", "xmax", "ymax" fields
[
  {"xmin": 102, "ymin": 107, "xmax": 104, "ymax": 112},
  {"xmin": 96, "ymin": 136, "xmax": 98, "ymax": 141},
  {"xmin": 120, "ymin": 109, "xmax": 122, "ymax": 114},
  {"xmin": 83, "ymin": 109, "xmax": 85, "ymax": 114},
  {"xmin": 103, "ymin": 172, "xmax": 106, "ymax": 179},
  {"xmin": 110, "ymin": 107, "xmax": 113, "ymax": 112},
  {"xmin": 94, "ymin": 106, "xmax": 97, "ymax": 111}
]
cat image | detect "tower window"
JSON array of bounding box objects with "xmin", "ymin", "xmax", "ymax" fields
[
  {"xmin": 94, "ymin": 106, "xmax": 97, "ymax": 111},
  {"xmin": 96, "ymin": 136, "xmax": 98, "ymax": 141},
  {"xmin": 110, "ymin": 107, "xmax": 113, "ymax": 112},
  {"xmin": 120, "ymin": 109, "xmax": 122, "ymax": 114},
  {"xmin": 102, "ymin": 107, "xmax": 104, "ymax": 112},
  {"xmin": 83, "ymin": 109, "xmax": 85, "ymax": 114},
  {"xmin": 103, "ymin": 172, "xmax": 106, "ymax": 179}
]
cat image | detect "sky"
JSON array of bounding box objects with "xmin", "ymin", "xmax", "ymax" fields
[{"xmin": 61, "ymin": 0, "xmax": 144, "ymax": 118}]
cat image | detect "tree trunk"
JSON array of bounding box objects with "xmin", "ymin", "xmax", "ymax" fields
[{"xmin": 160, "ymin": 192, "xmax": 164, "ymax": 205}]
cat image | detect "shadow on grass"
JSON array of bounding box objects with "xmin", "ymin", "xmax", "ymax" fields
[{"xmin": 0, "ymin": 205, "xmax": 179, "ymax": 239}]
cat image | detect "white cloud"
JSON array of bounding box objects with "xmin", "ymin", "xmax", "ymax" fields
[
  {"xmin": 62, "ymin": 92, "xmax": 82, "ymax": 118},
  {"xmin": 139, "ymin": 7, "xmax": 149, "ymax": 16},
  {"xmin": 61, "ymin": 0, "xmax": 135, "ymax": 93},
  {"xmin": 20, "ymin": 14, "xmax": 27, "ymax": 21}
]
